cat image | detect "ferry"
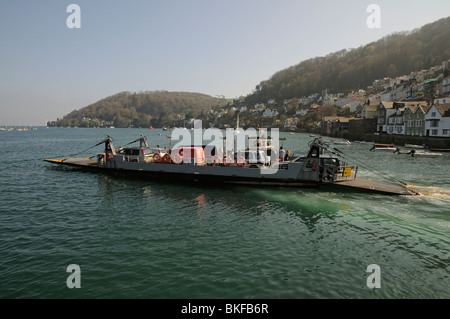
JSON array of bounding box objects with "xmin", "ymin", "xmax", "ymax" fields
[{"xmin": 44, "ymin": 136, "xmax": 415, "ymax": 196}]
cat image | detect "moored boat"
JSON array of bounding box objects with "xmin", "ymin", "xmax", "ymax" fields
[
  {"xmin": 410, "ymin": 149, "xmax": 443, "ymax": 158},
  {"xmin": 404, "ymin": 143, "xmax": 427, "ymax": 149},
  {"xmin": 332, "ymin": 139, "xmax": 351, "ymax": 145},
  {"xmin": 394, "ymin": 148, "xmax": 443, "ymax": 157},
  {"xmin": 370, "ymin": 144, "xmax": 397, "ymax": 152}
]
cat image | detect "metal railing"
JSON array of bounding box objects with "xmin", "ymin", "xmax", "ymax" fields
[{"xmin": 335, "ymin": 165, "xmax": 358, "ymax": 180}]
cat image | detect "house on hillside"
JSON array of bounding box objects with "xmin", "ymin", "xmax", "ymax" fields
[
  {"xmin": 424, "ymin": 78, "xmax": 439, "ymax": 98},
  {"xmin": 284, "ymin": 117, "xmax": 298, "ymax": 130},
  {"xmin": 435, "ymin": 97, "xmax": 450, "ymax": 104},
  {"xmin": 424, "ymin": 104, "xmax": 450, "ymax": 137},
  {"xmin": 406, "ymin": 84, "xmax": 418, "ymax": 100},
  {"xmin": 263, "ymin": 109, "xmax": 279, "ymax": 118},
  {"xmin": 311, "ymin": 104, "xmax": 326, "ymax": 115},
  {"xmin": 361, "ymin": 103, "xmax": 377, "ymax": 119},
  {"xmin": 442, "ymin": 77, "xmax": 450, "ymax": 95}
]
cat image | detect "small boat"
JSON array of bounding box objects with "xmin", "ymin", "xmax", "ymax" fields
[
  {"xmin": 410, "ymin": 149, "xmax": 443, "ymax": 158},
  {"xmin": 393, "ymin": 148, "xmax": 412, "ymax": 155},
  {"xmin": 371, "ymin": 147, "xmax": 397, "ymax": 152},
  {"xmin": 404, "ymin": 144, "xmax": 426, "ymax": 149},
  {"xmin": 333, "ymin": 140, "xmax": 351, "ymax": 145},
  {"xmin": 149, "ymin": 126, "xmax": 154, "ymax": 130},
  {"xmin": 373, "ymin": 143, "xmax": 394, "ymax": 148},
  {"xmin": 370, "ymin": 144, "xmax": 397, "ymax": 152}
]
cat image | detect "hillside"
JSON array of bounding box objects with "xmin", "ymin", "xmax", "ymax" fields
[
  {"xmin": 51, "ymin": 91, "xmax": 229, "ymax": 128},
  {"xmin": 245, "ymin": 17, "xmax": 450, "ymax": 104},
  {"xmin": 50, "ymin": 17, "xmax": 450, "ymax": 129}
]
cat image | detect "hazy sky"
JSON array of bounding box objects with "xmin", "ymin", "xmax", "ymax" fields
[{"xmin": 1, "ymin": 1, "xmax": 449, "ymax": 126}]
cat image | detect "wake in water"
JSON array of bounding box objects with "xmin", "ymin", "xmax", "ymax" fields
[{"xmin": 404, "ymin": 184, "xmax": 450, "ymax": 199}]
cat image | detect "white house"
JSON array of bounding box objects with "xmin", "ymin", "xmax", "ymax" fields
[
  {"xmin": 263, "ymin": 109, "xmax": 279, "ymax": 118},
  {"xmin": 434, "ymin": 97, "xmax": 450, "ymax": 104},
  {"xmin": 424, "ymin": 104, "xmax": 450, "ymax": 137}
]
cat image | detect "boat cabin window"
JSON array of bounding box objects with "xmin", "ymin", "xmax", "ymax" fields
[
  {"xmin": 321, "ymin": 158, "xmax": 340, "ymax": 166},
  {"xmin": 123, "ymin": 148, "xmax": 141, "ymax": 156}
]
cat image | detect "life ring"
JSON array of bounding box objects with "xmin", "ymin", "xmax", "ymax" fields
[
  {"xmin": 212, "ymin": 155, "xmax": 221, "ymax": 166},
  {"xmin": 153, "ymin": 153, "xmax": 161, "ymax": 162},
  {"xmin": 163, "ymin": 153, "xmax": 172, "ymax": 163},
  {"xmin": 223, "ymin": 155, "xmax": 232, "ymax": 166},
  {"xmin": 237, "ymin": 156, "xmax": 246, "ymax": 167}
]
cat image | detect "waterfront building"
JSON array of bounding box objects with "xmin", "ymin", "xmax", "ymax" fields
[
  {"xmin": 424, "ymin": 103, "xmax": 450, "ymax": 137},
  {"xmin": 386, "ymin": 107, "xmax": 406, "ymax": 135},
  {"xmin": 403, "ymin": 104, "xmax": 431, "ymax": 136},
  {"xmin": 376, "ymin": 101, "xmax": 395, "ymax": 133},
  {"xmin": 377, "ymin": 101, "xmax": 428, "ymax": 134}
]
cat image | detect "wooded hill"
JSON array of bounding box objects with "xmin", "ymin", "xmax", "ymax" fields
[
  {"xmin": 53, "ymin": 91, "xmax": 229, "ymax": 128},
  {"xmin": 52, "ymin": 17, "xmax": 450, "ymax": 128},
  {"xmin": 245, "ymin": 17, "xmax": 450, "ymax": 105}
]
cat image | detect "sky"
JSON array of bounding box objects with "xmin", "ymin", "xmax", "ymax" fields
[{"xmin": 1, "ymin": 0, "xmax": 449, "ymax": 126}]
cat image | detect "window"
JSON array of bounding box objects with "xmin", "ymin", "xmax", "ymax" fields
[
  {"xmin": 430, "ymin": 120, "xmax": 439, "ymax": 128},
  {"xmin": 416, "ymin": 120, "xmax": 422, "ymax": 127},
  {"xmin": 432, "ymin": 129, "xmax": 438, "ymax": 136},
  {"xmin": 408, "ymin": 120, "xmax": 414, "ymax": 127},
  {"xmin": 431, "ymin": 112, "xmax": 436, "ymax": 117},
  {"xmin": 443, "ymin": 129, "xmax": 450, "ymax": 136}
]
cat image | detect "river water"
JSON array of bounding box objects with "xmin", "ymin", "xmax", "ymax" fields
[{"xmin": 0, "ymin": 128, "xmax": 449, "ymax": 299}]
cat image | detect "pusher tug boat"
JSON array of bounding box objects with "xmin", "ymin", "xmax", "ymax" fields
[{"xmin": 44, "ymin": 136, "xmax": 416, "ymax": 196}]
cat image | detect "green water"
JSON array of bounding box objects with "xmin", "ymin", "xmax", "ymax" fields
[{"xmin": 0, "ymin": 128, "xmax": 449, "ymax": 298}]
